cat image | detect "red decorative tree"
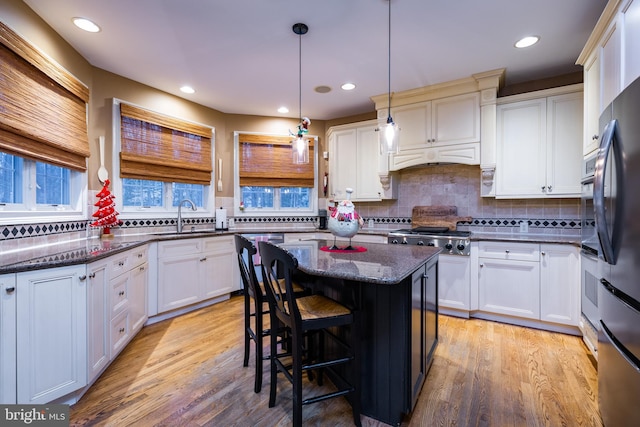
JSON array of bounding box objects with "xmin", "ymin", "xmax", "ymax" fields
[{"xmin": 91, "ymin": 179, "xmax": 122, "ymax": 238}]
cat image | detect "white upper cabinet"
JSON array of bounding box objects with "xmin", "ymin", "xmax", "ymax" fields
[
  {"xmin": 622, "ymin": 0, "xmax": 640, "ymax": 87},
  {"xmin": 496, "ymin": 86, "xmax": 583, "ymax": 199},
  {"xmin": 578, "ymin": 0, "xmax": 640, "ymax": 156},
  {"xmin": 384, "ymin": 92, "xmax": 481, "ymax": 170},
  {"xmin": 328, "ymin": 120, "xmax": 396, "ymax": 202},
  {"xmin": 583, "ymin": 52, "xmax": 601, "ymax": 155}
]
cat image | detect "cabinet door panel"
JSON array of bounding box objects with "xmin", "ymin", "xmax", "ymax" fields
[
  {"xmin": 496, "ymin": 98, "xmax": 547, "ymax": 197},
  {"xmin": 584, "ymin": 53, "xmax": 601, "ymax": 155},
  {"xmin": 329, "ymin": 128, "xmax": 357, "ymax": 199},
  {"xmin": 395, "ymin": 103, "xmax": 431, "ymax": 151},
  {"xmin": 546, "ymin": 92, "xmax": 583, "ymax": 196},
  {"xmin": 157, "ymin": 255, "xmax": 201, "ymax": 313},
  {"xmin": 478, "ymin": 259, "xmax": 540, "ymax": 319},
  {"xmin": 432, "ymin": 92, "xmax": 480, "ymax": 145},
  {"xmin": 438, "ymin": 255, "xmax": 470, "ymax": 310},
  {"xmin": 129, "ymin": 262, "xmax": 148, "ymax": 333},
  {"xmin": 16, "ymin": 266, "xmax": 87, "ymax": 404},
  {"xmin": 356, "ymin": 125, "xmax": 383, "ymax": 200},
  {"xmin": 600, "ymin": 19, "xmax": 621, "ymax": 111},
  {"xmin": 87, "ymin": 261, "xmax": 109, "ymax": 383},
  {"xmin": 540, "ymin": 245, "xmax": 580, "ymax": 326},
  {"xmin": 623, "ymin": 0, "xmax": 640, "ymax": 88},
  {"xmin": 1, "ymin": 274, "xmax": 17, "ymax": 404}
]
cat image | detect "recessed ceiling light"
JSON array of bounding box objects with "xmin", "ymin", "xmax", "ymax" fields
[
  {"xmin": 180, "ymin": 86, "xmax": 195, "ymax": 94},
  {"xmin": 72, "ymin": 17, "xmax": 100, "ymax": 33},
  {"xmin": 278, "ymin": 106, "xmax": 289, "ymax": 114},
  {"xmin": 341, "ymin": 83, "xmax": 356, "ymax": 91},
  {"xmin": 515, "ymin": 36, "xmax": 540, "ymax": 48}
]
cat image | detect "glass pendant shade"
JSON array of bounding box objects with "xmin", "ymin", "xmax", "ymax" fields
[
  {"xmin": 292, "ymin": 135, "xmax": 309, "ymax": 164},
  {"xmin": 380, "ymin": 116, "xmax": 399, "ymax": 154}
]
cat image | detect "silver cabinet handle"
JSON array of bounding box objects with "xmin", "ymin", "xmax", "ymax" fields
[
  {"xmin": 137, "ymin": 253, "xmax": 143, "ymax": 258},
  {"xmin": 541, "ymin": 251, "xmax": 546, "ymax": 256},
  {"xmin": 200, "ymin": 257, "xmax": 207, "ymax": 262},
  {"xmin": 547, "ymin": 185, "xmax": 552, "ymax": 192},
  {"xmin": 505, "ymin": 250, "xmax": 510, "ymax": 254},
  {"xmin": 480, "ymin": 263, "xmax": 484, "ymax": 268},
  {"xmin": 592, "ymin": 134, "xmax": 599, "ymax": 140},
  {"xmin": 5, "ymin": 286, "xmax": 15, "ymax": 294},
  {"xmin": 79, "ymin": 275, "xmax": 87, "ymax": 281},
  {"xmin": 139, "ymin": 266, "xmax": 145, "ymax": 271},
  {"xmin": 541, "ymin": 186, "xmax": 546, "ymax": 192},
  {"xmin": 89, "ymin": 272, "xmax": 96, "ymax": 279},
  {"xmin": 118, "ymin": 261, "xmax": 125, "ymax": 267}
]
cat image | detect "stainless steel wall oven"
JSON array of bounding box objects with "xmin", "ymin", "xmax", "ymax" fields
[{"xmin": 580, "ymin": 152, "xmax": 600, "ymax": 356}]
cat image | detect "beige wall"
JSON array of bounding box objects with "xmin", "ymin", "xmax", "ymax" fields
[{"xmin": 1, "ymin": 0, "xmax": 349, "ymax": 198}]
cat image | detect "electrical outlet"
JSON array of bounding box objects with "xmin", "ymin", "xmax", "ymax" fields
[{"xmin": 519, "ymin": 221, "xmax": 529, "ymax": 233}]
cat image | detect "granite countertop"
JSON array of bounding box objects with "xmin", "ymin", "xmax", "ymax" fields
[
  {"xmin": 469, "ymin": 232, "xmax": 580, "ymax": 245},
  {"xmin": 0, "ymin": 227, "xmax": 579, "ymax": 275},
  {"xmin": 280, "ymin": 239, "xmax": 440, "ymax": 285}
]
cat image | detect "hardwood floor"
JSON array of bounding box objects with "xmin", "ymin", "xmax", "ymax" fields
[{"xmin": 70, "ymin": 296, "xmax": 602, "ymax": 426}]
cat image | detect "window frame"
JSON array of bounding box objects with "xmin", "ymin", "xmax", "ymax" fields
[
  {"xmin": 111, "ymin": 99, "xmax": 216, "ymax": 219},
  {"xmin": 233, "ymin": 131, "xmax": 318, "ymax": 217},
  {"xmin": 0, "ymin": 153, "xmax": 86, "ymax": 225}
]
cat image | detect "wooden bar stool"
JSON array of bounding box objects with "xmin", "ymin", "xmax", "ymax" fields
[
  {"xmin": 258, "ymin": 240, "xmax": 361, "ymax": 427},
  {"xmin": 235, "ymin": 234, "xmax": 269, "ymax": 393},
  {"xmin": 235, "ymin": 235, "xmax": 306, "ymax": 393}
]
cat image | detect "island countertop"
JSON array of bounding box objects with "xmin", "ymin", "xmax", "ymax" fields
[{"xmin": 280, "ymin": 239, "xmax": 441, "ymax": 285}]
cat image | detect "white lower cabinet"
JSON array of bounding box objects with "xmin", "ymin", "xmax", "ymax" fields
[
  {"xmin": 1, "ymin": 274, "xmax": 17, "ymax": 404},
  {"xmin": 478, "ymin": 241, "xmax": 540, "ymax": 319},
  {"xmin": 87, "ymin": 246, "xmax": 148, "ymax": 384},
  {"xmin": 478, "ymin": 256, "xmax": 540, "ymax": 320},
  {"xmin": 540, "ymin": 244, "xmax": 580, "ymax": 326},
  {"xmin": 477, "ymin": 241, "xmax": 580, "ymax": 328},
  {"xmin": 201, "ymin": 236, "xmax": 236, "ymax": 300},
  {"xmin": 158, "ymin": 236, "xmax": 237, "ymax": 314},
  {"xmin": 16, "ymin": 265, "xmax": 87, "ymax": 404},
  {"xmin": 438, "ymin": 254, "xmax": 471, "ymax": 312}
]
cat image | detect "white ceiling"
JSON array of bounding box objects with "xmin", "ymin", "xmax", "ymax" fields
[{"xmin": 23, "ymin": 0, "xmax": 606, "ymax": 121}]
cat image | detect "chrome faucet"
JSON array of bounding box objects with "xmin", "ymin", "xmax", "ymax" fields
[{"xmin": 177, "ymin": 199, "xmax": 197, "ymax": 233}]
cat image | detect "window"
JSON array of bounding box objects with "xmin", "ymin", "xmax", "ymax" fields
[
  {"xmin": 0, "ymin": 22, "xmax": 89, "ymax": 223},
  {"xmin": 113, "ymin": 100, "xmax": 214, "ymax": 216},
  {"xmin": 235, "ymin": 132, "xmax": 317, "ymax": 215},
  {"xmin": 0, "ymin": 151, "xmax": 83, "ymax": 216}
]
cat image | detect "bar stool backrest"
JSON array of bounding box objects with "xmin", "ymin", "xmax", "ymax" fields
[
  {"xmin": 258, "ymin": 241, "xmax": 302, "ymax": 326},
  {"xmin": 234, "ymin": 234, "xmax": 262, "ymax": 300}
]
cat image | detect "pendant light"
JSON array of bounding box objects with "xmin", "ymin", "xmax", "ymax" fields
[
  {"xmin": 378, "ymin": 0, "xmax": 399, "ymax": 154},
  {"xmin": 292, "ymin": 22, "xmax": 310, "ymax": 164}
]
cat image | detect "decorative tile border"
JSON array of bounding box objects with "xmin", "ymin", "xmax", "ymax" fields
[
  {"xmin": 0, "ymin": 216, "xmax": 581, "ymax": 243},
  {"xmin": 0, "ymin": 221, "xmax": 87, "ymax": 241}
]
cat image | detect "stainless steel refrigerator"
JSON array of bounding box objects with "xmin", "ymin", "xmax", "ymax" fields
[{"xmin": 594, "ymin": 75, "xmax": 640, "ymax": 427}]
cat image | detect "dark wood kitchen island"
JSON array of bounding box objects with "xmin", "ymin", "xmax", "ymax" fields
[{"xmin": 279, "ymin": 239, "xmax": 440, "ymax": 426}]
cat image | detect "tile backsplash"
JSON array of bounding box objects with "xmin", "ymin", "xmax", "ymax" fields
[{"xmin": 0, "ymin": 164, "xmax": 581, "ymax": 253}]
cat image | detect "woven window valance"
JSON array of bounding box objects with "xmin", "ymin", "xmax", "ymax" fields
[
  {"xmin": 238, "ymin": 133, "xmax": 315, "ymax": 188},
  {"xmin": 0, "ymin": 22, "xmax": 90, "ymax": 171},
  {"xmin": 119, "ymin": 103, "xmax": 213, "ymax": 185}
]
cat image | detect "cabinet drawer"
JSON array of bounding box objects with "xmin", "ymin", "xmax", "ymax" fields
[
  {"xmin": 158, "ymin": 239, "xmax": 202, "ymax": 257},
  {"xmin": 202, "ymin": 235, "xmax": 234, "ymax": 253},
  {"xmin": 129, "ymin": 246, "xmax": 148, "ymax": 267},
  {"xmin": 110, "ymin": 274, "xmax": 129, "ymax": 316},
  {"xmin": 110, "ymin": 310, "xmax": 130, "ymax": 358},
  {"xmin": 109, "ymin": 252, "xmax": 131, "ymax": 278},
  {"xmin": 478, "ymin": 241, "xmax": 539, "ymax": 261}
]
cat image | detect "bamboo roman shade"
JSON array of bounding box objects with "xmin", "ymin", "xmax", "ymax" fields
[
  {"xmin": 0, "ymin": 22, "xmax": 90, "ymax": 171},
  {"xmin": 119, "ymin": 103, "xmax": 213, "ymax": 185},
  {"xmin": 238, "ymin": 133, "xmax": 315, "ymax": 187}
]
